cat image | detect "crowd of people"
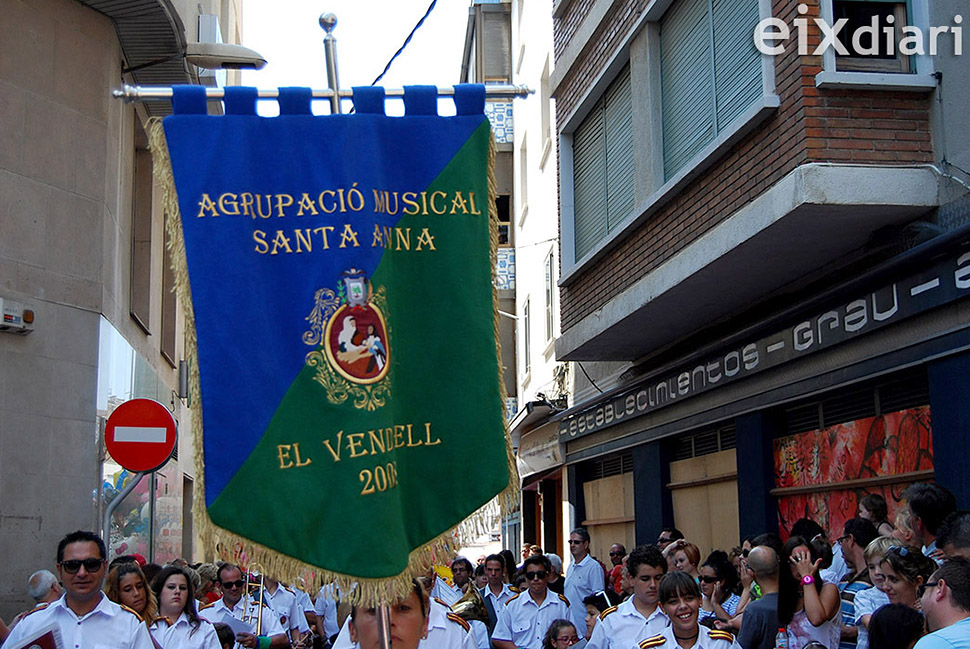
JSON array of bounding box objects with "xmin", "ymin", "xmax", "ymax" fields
[{"xmin": 0, "ymin": 483, "xmax": 967, "ymax": 649}]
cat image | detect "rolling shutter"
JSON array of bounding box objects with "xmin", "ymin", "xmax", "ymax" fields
[
  {"xmin": 661, "ymin": 0, "xmax": 715, "ymax": 179},
  {"xmin": 572, "ymin": 65, "xmax": 633, "ymax": 260},
  {"xmin": 712, "ymin": 0, "xmax": 762, "ymax": 129},
  {"xmin": 605, "ymin": 66, "xmax": 635, "ymax": 232},
  {"xmin": 573, "ymin": 104, "xmax": 607, "ymax": 260}
]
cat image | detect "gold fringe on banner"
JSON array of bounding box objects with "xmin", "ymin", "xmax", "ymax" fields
[{"xmin": 147, "ymin": 118, "xmax": 519, "ymax": 607}]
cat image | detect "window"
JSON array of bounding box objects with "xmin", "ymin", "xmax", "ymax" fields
[
  {"xmin": 130, "ymin": 125, "xmax": 153, "ymax": 333},
  {"xmin": 544, "ymin": 252, "xmax": 554, "ymax": 341},
  {"xmin": 833, "ymin": 1, "xmax": 910, "ymax": 73},
  {"xmin": 519, "ymin": 138, "xmax": 528, "ymax": 213},
  {"xmin": 660, "ymin": 0, "xmax": 762, "ymax": 180},
  {"xmin": 497, "ymin": 195, "xmax": 512, "ymax": 245},
  {"xmin": 522, "ymin": 299, "xmax": 531, "ymax": 375},
  {"xmin": 160, "ymin": 226, "xmax": 177, "ymax": 367},
  {"xmin": 572, "ymin": 64, "xmax": 634, "ymax": 260},
  {"xmin": 815, "ymin": 0, "xmax": 936, "ymax": 89},
  {"xmin": 540, "ymin": 57, "xmax": 553, "ymax": 156}
]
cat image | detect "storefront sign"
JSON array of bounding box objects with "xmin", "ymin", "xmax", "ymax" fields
[{"xmin": 559, "ymin": 247, "xmax": 970, "ymax": 440}]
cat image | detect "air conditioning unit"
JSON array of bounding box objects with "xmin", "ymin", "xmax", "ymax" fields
[{"xmin": 0, "ymin": 297, "xmax": 34, "ymax": 335}]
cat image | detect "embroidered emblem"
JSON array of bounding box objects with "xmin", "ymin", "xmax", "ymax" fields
[{"xmin": 304, "ymin": 269, "xmax": 391, "ymax": 411}]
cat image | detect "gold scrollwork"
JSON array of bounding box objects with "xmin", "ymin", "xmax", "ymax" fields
[
  {"xmin": 306, "ymin": 350, "xmax": 391, "ymax": 411},
  {"xmin": 303, "ymin": 288, "xmax": 340, "ymax": 346}
]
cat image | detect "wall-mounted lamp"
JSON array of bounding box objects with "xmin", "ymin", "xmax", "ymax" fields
[
  {"xmin": 178, "ymin": 360, "xmax": 189, "ymax": 400},
  {"xmin": 122, "ymin": 42, "xmax": 267, "ymax": 75}
]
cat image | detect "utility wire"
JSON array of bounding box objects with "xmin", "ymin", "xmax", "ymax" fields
[
  {"xmin": 577, "ymin": 361, "xmax": 604, "ymax": 394},
  {"xmin": 371, "ymin": 0, "xmax": 438, "ymax": 86}
]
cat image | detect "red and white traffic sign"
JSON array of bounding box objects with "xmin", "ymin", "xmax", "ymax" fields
[{"xmin": 104, "ymin": 398, "xmax": 178, "ymax": 472}]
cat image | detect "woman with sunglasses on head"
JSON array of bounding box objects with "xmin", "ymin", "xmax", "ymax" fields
[
  {"xmin": 543, "ymin": 619, "xmax": 583, "ymax": 649},
  {"xmin": 639, "ymin": 571, "xmax": 738, "ymax": 649},
  {"xmin": 105, "ymin": 560, "xmax": 163, "ymax": 648},
  {"xmin": 878, "ymin": 545, "xmax": 936, "ymax": 610},
  {"xmin": 150, "ymin": 566, "xmax": 221, "ymax": 648},
  {"xmin": 698, "ymin": 551, "xmax": 743, "ymax": 626},
  {"xmin": 779, "ymin": 536, "xmax": 842, "ymax": 649}
]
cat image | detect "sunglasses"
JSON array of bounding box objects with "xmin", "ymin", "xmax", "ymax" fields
[
  {"xmin": 222, "ymin": 579, "xmax": 246, "ymax": 589},
  {"xmin": 609, "ymin": 551, "xmax": 623, "ymax": 556},
  {"xmin": 917, "ymin": 581, "xmax": 939, "ymax": 598},
  {"xmin": 525, "ymin": 570, "xmax": 548, "ymax": 581},
  {"xmin": 837, "ymin": 535, "xmax": 851, "ymax": 543},
  {"xmin": 60, "ymin": 558, "xmax": 104, "ymax": 574},
  {"xmin": 658, "ymin": 537, "xmax": 673, "ymax": 544},
  {"xmin": 698, "ymin": 576, "xmax": 719, "ymax": 583},
  {"xmin": 568, "ymin": 540, "xmax": 584, "ymax": 545},
  {"xmin": 888, "ymin": 545, "xmax": 911, "ymax": 557}
]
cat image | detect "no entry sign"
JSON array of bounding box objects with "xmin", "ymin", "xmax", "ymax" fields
[{"xmin": 104, "ymin": 398, "xmax": 177, "ymax": 472}]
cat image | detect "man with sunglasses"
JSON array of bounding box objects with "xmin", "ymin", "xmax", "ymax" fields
[
  {"xmin": 914, "ymin": 556, "xmax": 970, "ymax": 649},
  {"xmin": 587, "ymin": 544, "xmax": 669, "ymax": 649},
  {"xmin": 4, "ymin": 530, "xmax": 154, "ymax": 648},
  {"xmin": 202, "ymin": 563, "xmax": 288, "ymax": 648},
  {"xmin": 608, "ymin": 544, "xmax": 627, "ymax": 595},
  {"xmin": 493, "ymin": 555, "xmax": 571, "ymax": 649},
  {"xmin": 564, "ymin": 528, "xmax": 605, "ymax": 638}
]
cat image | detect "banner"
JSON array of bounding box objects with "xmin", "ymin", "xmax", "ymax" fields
[{"xmin": 153, "ymin": 85, "xmax": 514, "ymax": 601}]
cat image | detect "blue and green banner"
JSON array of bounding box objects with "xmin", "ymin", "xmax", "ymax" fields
[{"xmin": 153, "ymin": 85, "xmax": 514, "ymax": 599}]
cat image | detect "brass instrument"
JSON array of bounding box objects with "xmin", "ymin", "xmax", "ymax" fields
[
  {"xmin": 242, "ymin": 565, "xmax": 265, "ymax": 636},
  {"xmin": 452, "ymin": 582, "xmax": 489, "ymax": 624}
]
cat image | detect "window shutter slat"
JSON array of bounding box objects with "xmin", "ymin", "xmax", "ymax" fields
[
  {"xmin": 573, "ymin": 103, "xmax": 607, "ymax": 259},
  {"xmin": 605, "ymin": 66, "xmax": 635, "ymax": 231},
  {"xmin": 712, "ymin": 0, "xmax": 762, "ymax": 129},
  {"xmin": 661, "ymin": 0, "xmax": 715, "ymax": 179}
]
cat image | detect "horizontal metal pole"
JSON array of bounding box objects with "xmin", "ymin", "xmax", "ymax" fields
[{"xmin": 112, "ymin": 83, "xmax": 532, "ymax": 102}]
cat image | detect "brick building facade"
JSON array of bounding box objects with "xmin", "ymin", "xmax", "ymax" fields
[{"xmin": 549, "ymin": 0, "xmax": 970, "ymax": 558}]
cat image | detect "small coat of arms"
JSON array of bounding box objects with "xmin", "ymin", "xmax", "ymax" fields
[{"xmin": 303, "ymin": 269, "xmax": 391, "ymax": 410}]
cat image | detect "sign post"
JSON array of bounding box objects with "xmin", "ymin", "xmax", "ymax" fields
[{"xmin": 102, "ymin": 399, "xmax": 178, "ymax": 550}]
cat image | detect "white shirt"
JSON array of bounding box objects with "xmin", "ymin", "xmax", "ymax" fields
[
  {"xmin": 586, "ymin": 597, "xmax": 670, "ymax": 649},
  {"xmin": 4, "ymin": 593, "xmax": 155, "ymax": 649},
  {"xmin": 201, "ymin": 595, "xmax": 286, "ymax": 637},
  {"xmin": 150, "ymin": 612, "xmax": 222, "ymax": 649},
  {"xmin": 314, "ymin": 583, "xmax": 341, "ymax": 639},
  {"xmin": 331, "ymin": 596, "xmax": 476, "ymax": 649},
  {"xmin": 492, "ymin": 589, "xmax": 571, "ymax": 649},
  {"xmin": 263, "ymin": 584, "xmax": 310, "ymax": 633},
  {"xmin": 852, "ymin": 585, "xmax": 890, "ymax": 649},
  {"xmin": 482, "ymin": 582, "xmax": 516, "ymax": 610},
  {"xmin": 564, "ymin": 554, "xmax": 605, "ymax": 636},
  {"xmin": 641, "ymin": 624, "xmax": 740, "ymax": 649}
]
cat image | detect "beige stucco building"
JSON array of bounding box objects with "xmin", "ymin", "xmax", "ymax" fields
[{"xmin": 0, "ymin": 0, "xmax": 245, "ymax": 619}]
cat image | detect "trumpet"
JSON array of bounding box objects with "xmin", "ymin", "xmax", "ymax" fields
[{"xmin": 242, "ymin": 565, "xmax": 265, "ymax": 636}]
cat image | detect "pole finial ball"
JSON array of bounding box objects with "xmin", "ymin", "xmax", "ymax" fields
[{"xmin": 319, "ymin": 13, "xmax": 337, "ymax": 33}]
